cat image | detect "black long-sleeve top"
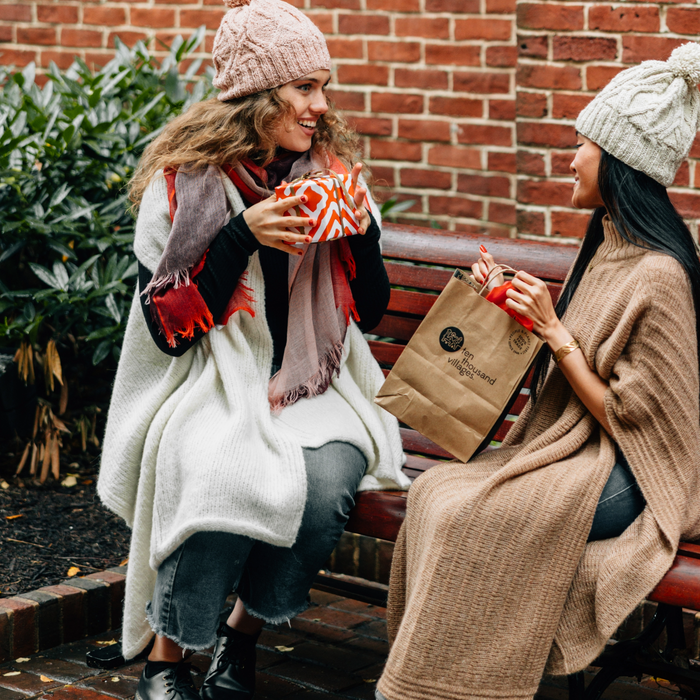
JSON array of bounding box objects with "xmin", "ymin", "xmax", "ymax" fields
[{"xmin": 139, "ymin": 210, "xmax": 390, "ymax": 360}]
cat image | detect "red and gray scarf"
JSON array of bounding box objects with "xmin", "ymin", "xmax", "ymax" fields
[{"xmin": 141, "ymin": 153, "xmax": 358, "ymax": 412}]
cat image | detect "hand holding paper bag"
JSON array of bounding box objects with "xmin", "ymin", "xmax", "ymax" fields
[{"xmin": 374, "ymin": 268, "xmax": 543, "ymax": 463}]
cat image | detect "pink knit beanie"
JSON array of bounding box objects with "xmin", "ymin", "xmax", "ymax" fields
[{"xmin": 212, "ymin": 0, "xmax": 332, "ymax": 101}]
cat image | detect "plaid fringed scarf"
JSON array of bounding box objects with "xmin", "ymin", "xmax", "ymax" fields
[{"xmin": 141, "ymin": 154, "xmax": 358, "ymax": 412}]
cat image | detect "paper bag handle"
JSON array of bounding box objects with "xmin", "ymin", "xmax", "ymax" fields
[{"xmin": 478, "ymin": 264, "xmax": 517, "ymax": 296}]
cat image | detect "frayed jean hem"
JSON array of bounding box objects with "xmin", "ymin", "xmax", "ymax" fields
[
  {"xmin": 239, "ymin": 595, "xmax": 310, "ymax": 627},
  {"xmin": 145, "ymin": 602, "xmax": 218, "ymax": 651}
]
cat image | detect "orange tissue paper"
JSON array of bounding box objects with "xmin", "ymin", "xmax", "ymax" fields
[{"xmin": 485, "ymin": 281, "xmax": 534, "ymax": 332}]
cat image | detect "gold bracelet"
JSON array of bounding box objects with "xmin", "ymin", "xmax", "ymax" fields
[{"xmin": 554, "ymin": 339, "xmax": 580, "ymax": 364}]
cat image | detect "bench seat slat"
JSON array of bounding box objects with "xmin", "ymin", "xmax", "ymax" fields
[
  {"xmin": 403, "ymin": 454, "xmax": 441, "ymax": 474},
  {"xmin": 346, "ymin": 491, "xmax": 407, "ymax": 542},
  {"xmin": 648, "ymin": 553, "xmax": 700, "ymax": 610},
  {"xmin": 400, "ymin": 427, "xmax": 455, "ymax": 459},
  {"xmin": 679, "ymin": 542, "xmax": 700, "ymax": 560}
]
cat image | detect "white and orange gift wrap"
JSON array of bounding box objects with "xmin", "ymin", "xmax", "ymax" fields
[{"xmin": 275, "ymin": 170, "xmax": 361, "ymax": 244}]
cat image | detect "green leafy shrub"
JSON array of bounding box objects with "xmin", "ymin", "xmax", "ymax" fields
[
  {"xmin": 0, "ymin": 29, "xmax": 214, "ymax": 370},
  {"xmin": 0, "ymin": 31, "xmax": 214, "ymax": 478}
]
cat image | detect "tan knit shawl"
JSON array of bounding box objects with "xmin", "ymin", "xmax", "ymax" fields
[{"xmin": 378, "ymin": 219, "xmax": 700, "ymax": 700}]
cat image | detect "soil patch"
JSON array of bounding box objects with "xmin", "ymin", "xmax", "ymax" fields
[{"xmin": 0, "ymin": 444, "xmax": 130, "ymax": 597}]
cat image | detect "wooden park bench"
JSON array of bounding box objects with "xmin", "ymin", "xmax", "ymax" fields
[{"xmin": 313, "ymin": 222, "xmax": 700, "ymax": 700}]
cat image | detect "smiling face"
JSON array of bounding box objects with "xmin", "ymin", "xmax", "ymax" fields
[
  {"xmin": 570, "ymin": 134, "xmax": 605, "ymax": 210},
  {"xmin": 273, "ymin": 70, "xmax": 331, "ymax": 153}
]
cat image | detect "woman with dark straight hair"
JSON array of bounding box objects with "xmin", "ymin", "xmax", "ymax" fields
[
  {"xmin": 529, "ymin": 150, "xmax": 700, "ymax": 403},
  {"xmin": 376, "ymin": 43, "xmax": 700, "ymax": 700}
]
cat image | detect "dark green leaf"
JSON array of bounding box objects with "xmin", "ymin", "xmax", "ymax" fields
[
  {"xmin": 0, "ymin": 241, "xmax": 24, "ymax": 263},
  {"xmin": 92, "ymin": 339, "xmax": 112, "ymax": 365},
  {"xmin": 23, "ymin": 301, "xmax": 35, "ymax": 321}
]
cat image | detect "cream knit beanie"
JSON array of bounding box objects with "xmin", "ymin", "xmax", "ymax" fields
[
  {"xmin": 576, "ymin": 42, "xmax": 700, "ymax": 187},
  {"xmin": 212, "ymin": 0, "xmax": 331, "ymax": 101}
]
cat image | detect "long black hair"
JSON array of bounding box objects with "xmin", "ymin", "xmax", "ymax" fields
[{"xmin": 529, "ymin": 150, "xmax": 700, "ymax": 403}]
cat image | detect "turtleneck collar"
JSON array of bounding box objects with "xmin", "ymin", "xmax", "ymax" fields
[{"xmin": 591, "ymin": 215, "xmax": 647, "ymax": 266}]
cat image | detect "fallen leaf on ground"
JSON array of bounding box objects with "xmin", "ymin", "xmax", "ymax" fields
[
  {"xmin": 61, "ymin": 476, "xmax": 77, "ymax": 488},
  {"xmin": 66, "ymin": 566, "xmax": 80, "ymax": 577},
  {"xmin": 96, "ymin": 640, "xmax": 117, "ymax": 646},
  {"xmin": 5, "ymin": 515, "xmax": 23, "ymax": 520},
  {"xmin": 363, "ymin": 678, "xmax": 377, "ymax": 683},
  {"xmin": 14, "ymin": 658, "xmax": 29, "ymax": 663},
  {"xmin": 120, "ymin": 558, "xmax": 129, "ymax": 566},
  {"xmin": 111, "ymin": 677, "xmax": 120, "ymax": 682},
  {"xmin": 3, "ymin": 672, "xmax": 20, "ymax": 677},
  {"xmin": 0, "ymin": 480, "xmax": 9, "ymax": 490},
  {"xmin": 311, "ymin": 618, "xmax": 321, "ymax": 622},
  {"xmin": 274, "ymin": 646, "xmax": 294, "ymax": 652},
  {"xmin": 40, "ymin": 675, "xmax": 52, "ymax": 682}
]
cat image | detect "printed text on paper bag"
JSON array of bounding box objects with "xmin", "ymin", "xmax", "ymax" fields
[{"xmin": 447, "ymin": 348, "xmax": 496, "ymax": 385}]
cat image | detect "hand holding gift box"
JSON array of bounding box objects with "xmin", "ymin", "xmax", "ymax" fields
[{"xmin": 275, "ymin": 170, "xmax": 361, "ymax": 244}]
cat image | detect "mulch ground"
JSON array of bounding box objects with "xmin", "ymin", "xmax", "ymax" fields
[{"xmin": 0, "ymin": 443, "xmax": 130, "ymax": 598}]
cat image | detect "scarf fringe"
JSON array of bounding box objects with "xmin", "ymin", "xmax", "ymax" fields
[
  {"xmin": 141, "ymin": 269, "xmax": 191, "ymax": 300},
  {"xmin": 218, "ymin": 273, "xmax": 256, "ymax": 326},
  {"xmin": 269, "ymin": 341, "xmax": 345, "ymax": 414},
  {"xmin": 150, "ymin": 283, "xmax": 215, "ymax": 348}
]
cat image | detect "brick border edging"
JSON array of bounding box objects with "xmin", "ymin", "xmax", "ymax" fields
[
  {"xmin": 0, "ymin": 565, "xmax": 127, "ymax": 662},
  {"xmin": 0, "ymin": 532, "xmax": 394, "ymax": 663}
]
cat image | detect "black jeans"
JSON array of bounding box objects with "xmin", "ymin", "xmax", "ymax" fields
[{"xmin": 587, "ymin": 450, "xmax": 645, "ymax": 542}]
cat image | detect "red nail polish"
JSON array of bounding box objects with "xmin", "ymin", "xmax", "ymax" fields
[
  {"xmin": 480, "ymin": 245, "xmax": 487, "ymax": 253},
  {"xmin": 305, "ymin": 236, "xmax": 312, "ymax": 242},
  {"xmin": 309, "ymin": 219, "xmax": 316, "ymax": 227},
  {"xmin": 300, "ymin": 195, "xmax": 307, "ymax": 203}
]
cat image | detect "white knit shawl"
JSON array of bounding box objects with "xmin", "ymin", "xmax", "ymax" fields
[{"xmin": 98, "ymin": 169, "xmax": 409, "ymax": 658}]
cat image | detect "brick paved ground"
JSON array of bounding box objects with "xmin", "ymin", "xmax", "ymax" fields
[{"xmin": 0, "ymin": 589, "xmax": 686, "ymax": 700}]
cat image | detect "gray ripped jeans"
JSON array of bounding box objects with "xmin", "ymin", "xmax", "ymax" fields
[{"xmin": 146, "ymin": 441, "xmax": 367, "ymax": 650}]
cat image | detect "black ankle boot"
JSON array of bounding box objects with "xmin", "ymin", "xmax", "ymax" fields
[
  {"xmin": 201, "ymin": 623, "xmax": 259, "ymax": 700},
  {"xmin": 135, "ymin": 660, "xmax": 200, "ymax": 700}
]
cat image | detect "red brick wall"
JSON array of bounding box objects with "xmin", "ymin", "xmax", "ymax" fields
[
  {"xmin": 516, "ymin": 1, "xmax": 700, "ymax": 241},
  {"xmin": 2, "ymin": 0, "xmax": 699, "ymax": 241}
]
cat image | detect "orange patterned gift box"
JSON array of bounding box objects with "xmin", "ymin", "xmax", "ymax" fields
[{"xmin": 275, "ymin": 171, "xmax": 360, "ymax": 243}]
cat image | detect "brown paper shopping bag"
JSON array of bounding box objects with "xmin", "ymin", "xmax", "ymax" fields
[{"xmin": 375, "ymin": 268, "xmax": 543, "ymax": 463}]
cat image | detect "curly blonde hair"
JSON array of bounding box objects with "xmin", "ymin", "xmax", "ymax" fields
[{"xmin": 129, "ymin": 88, "xmax": 361, "ymax": 210}]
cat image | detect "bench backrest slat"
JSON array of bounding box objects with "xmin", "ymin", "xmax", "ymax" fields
[
  {"xmin": 382, "ymin": 225, "xmax": 577, "ymax": 281},
  {"xmin": 372, "ymin": 315, "xmax": 421, "ymax": 343},
  {"xmin": 384, "ymin": 261, "xmax": 453, "ymax": 292}
]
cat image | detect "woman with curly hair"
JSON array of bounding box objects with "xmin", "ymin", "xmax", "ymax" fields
[{"xmin": 98, "ymin": 2, "xmax": 408, "ymax": 698}]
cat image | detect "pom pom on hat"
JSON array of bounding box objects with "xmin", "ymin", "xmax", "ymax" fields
[
  {"xmin": 223, "ymin": 0, "xmax": 250, "ymax": 7},
  {"xmin": 575, "ymin": 41, "xmax": 700, "ymax": 187},
  {"xmin": 668, "ymin": 42, "xmax": 700, "ymax": 86}
]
